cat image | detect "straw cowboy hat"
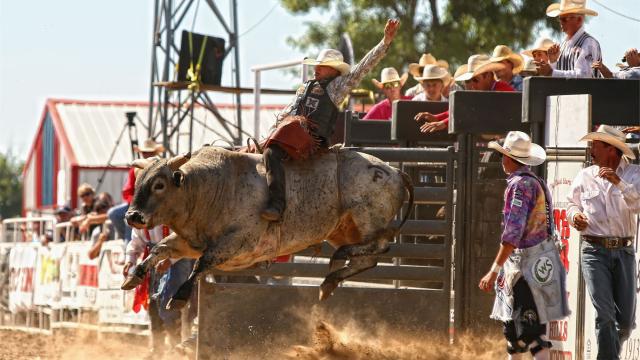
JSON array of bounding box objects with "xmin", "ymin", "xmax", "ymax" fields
[
  {"xmin": 134, "ymin": 138, "xmax": 165, "ymax": 153},
  {"xmin": 302, "ymin": 49, "xmax": 350, "ymax": 76},
  {"xmin": 455, "ymin": 55, "xmax": 506, "ymax": 82},
  {"xmin": 408, "ymin": 53, "xmax": 449, "ymax": 77},
  {"xmin": 490, "ymin": 45, "xmax": 524, "ymax": 74},
  {"xmin": 413, "ymin": 64, "xmax": 451, "ymax": 85},
  {"xmin": 580, "ymin": 125, "xmax": 636, "ymax": 159},
  {"xmin": 546, "ymin": 0, "xmax": 598, "ymax": 17},
  {"xmin": 522, "ymin": 38, "xmax": 555, "ymax": 58},
  {"xmin": 452, "ymin": 64, "xmax": 469, "ymax": 82},
  {"xmin": 372, "ymin": 67, "xmax": 408, "ymax": 89},
  {"xmin": 489, "ymin": 131, "xmax": 547, "ymax": 166}
]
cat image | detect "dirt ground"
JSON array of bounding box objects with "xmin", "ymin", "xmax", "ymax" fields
[
  {"xmin": 0, "ymin": 329, "xmax": 150, "ymax": 360},
  {"xmin": 0, "ymin": 324, "xmax": 506, "ymax": 360}
]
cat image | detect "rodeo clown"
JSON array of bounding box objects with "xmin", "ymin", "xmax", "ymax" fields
[
  {"xmin": 260, "ymin": 19, "xmax": 400, "ymax": 222},
  {"xmin": 478, "ymin": 131, "xmax": 570, "ymax": 360}
]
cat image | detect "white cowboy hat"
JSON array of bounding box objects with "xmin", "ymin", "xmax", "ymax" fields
[
  {"xmin": 455, "ymin": 54, "xmax": 506, "ymax": 82},
  {"xmin": 546, "ymin": 0, "xmax": 598, "ymax": 17},
  {"xmin": 371, "ymin": 67, "xmax": 408, "ymax": 89},
  {"xmin": 408, "ymin": 53, "xmax": 449, "ymax": 77},
  {"xmin": 413, "ymin": 64, "xmax": 452, "ymax": 85},
  {"xmin": 490, "ymin": 45, "xmax": 524, "ymax": 74},
  {"xmin": 522, "ymin": 38, "xmax": 555, "ymax": 58},
  {"xmin": 134, "ymin": 138, "xmax": 165, "ymax": 153},
  {"xmin": 489, "ymin": 131, "xmax": 547, "ymax": 166},
  {"xmin": 302, "ymin": 49, "xmax": 350, "ymax": 76},
  {"xmin": 580, "ymin": 125, "xmax": 636, "ymax": 159}
]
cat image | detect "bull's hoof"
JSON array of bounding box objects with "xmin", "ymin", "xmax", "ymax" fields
[
  {"xmin": 319, "ymin": 280, "xmax": 338, "ymax": 301},
  {"xmin": 121, "ymin": 274, "xmax": 143, "ymax": 290},
  {"xmin": 166, "ymin": 298, "xmax": 188, "ymax": 311}
]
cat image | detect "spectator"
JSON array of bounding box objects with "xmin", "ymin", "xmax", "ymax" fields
[
  {"xmin": 522, "ymin": 37, "xmax": 554, "ymax": 63},
  {"xmin": 593, "ymin": 48, "xmax": 640, "ymax": 80},
  {"xmin": 87, "ymin": 197, "xmax": 115, "ymax": 259},
  {"xmin": 414, "ymin": 54, "xmax": 512, "ymax": 133},
  {"xmin": 108, "ymin": 138, "xmax": 165, "ymax": 244},
  {"xmin": 538, "ymin": 0, "xmax": 601, "ymax": 78},
  {"xmin": 363, "ymin": 67, "xmax": 411, "ymax": 120},
  {"xmin": 79, "ymin": 192, "xmax": 113, "ymax": 235},
  {"xmin": 70, "ymin": 183, "xmax": 95, "ymax": 232},
  {"xmin": 490, "ymin": 45, "xmax": 525, "ymax": 91},
  {"xmin": 411, "ymin": 64, "xmax": 450, "ymax": 102},
  {"xmin": 405, "ymin": 53, "xmax": 449, "ymax": 98},
  {"xmin": 52, "ymin": 205, "xmax": 74, "ymax": 242}
]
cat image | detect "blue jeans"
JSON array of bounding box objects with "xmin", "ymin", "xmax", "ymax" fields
[
  {"xmin": 107, "ymin": 203, "xmax": 131, "ymax": 243},
  {"xmin": 156, "ymin": 259, "xmax": 195, "ymax": 327},
  {"xmin": 581, "ymin": 241, "xmax": 637, "ymax": 360}
]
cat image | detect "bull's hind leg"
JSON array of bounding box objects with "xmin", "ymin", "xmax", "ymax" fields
[{"xmin": 320, "ymin": 227, "xmax": 395, "ymax": 300}]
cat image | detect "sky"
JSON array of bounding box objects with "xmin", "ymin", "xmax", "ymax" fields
[{"xmin": 0, "ymin": 0, "xmax": 638, "ymax": 160}]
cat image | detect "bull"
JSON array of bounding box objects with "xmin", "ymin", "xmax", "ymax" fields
[{"xmin": 121, "ymin": 146, "xmax": 413, "ymax": 309}]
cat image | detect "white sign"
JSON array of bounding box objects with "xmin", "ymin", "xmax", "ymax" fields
[
  {"xmin": 8, "ymin": 244, "xmax": 38, "ymax": 312},
  {"xmin": 60, "ymin": 241, "xmax": 98, "ymax": 309}
]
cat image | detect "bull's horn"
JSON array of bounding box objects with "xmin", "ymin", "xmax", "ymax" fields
[{"xmin": 168, "ymin": 152, "xmax": 191, "ymax": 171}]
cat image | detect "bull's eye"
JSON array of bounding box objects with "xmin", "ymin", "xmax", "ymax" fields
[{"xmin": 153, "ymin": 181, "xmax": 165, "ymax": 192}]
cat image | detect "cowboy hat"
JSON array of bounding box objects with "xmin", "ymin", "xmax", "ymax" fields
[
  {"xmin": 580, "ymin": 125, "xmax": 636, "ymax": 159},
  {"xmin": 413, "ymin": 64, "xmax": 452, "ymax": 85},
  {"xmin": 522, "ymin": 38, "xmax": 555, "ymax": 58},
  {"xmin": 302, "ymin": 49, "xmax": 350, "ymax": 76},
  {"xmin": 134, "ymin": 138, "xmax": 166, "ymax": 153},
  {"xmin": 452, "ymin": 64, "xmax": 469, "ymax": 82},
  {"xmin": 489, "ymin": 131, "xmax": 546, "ymax": 166},
  {"xmin": 455, "ymin": 55, "xmax": 506, "ymax": 82},
  {"xmin": 490, "ymin": 45, "xmax": 524, "ymax": 74},
  {"xmin": 372, "ymin": 67, "xmax": 408, "ymax": 89},
  {"xmin": 546, "ymin": 0, "xmax": 598, "ymax": 17},
  {"xmin": 408, "ymin": 53, "xmax": 450, "ymax": 77}
]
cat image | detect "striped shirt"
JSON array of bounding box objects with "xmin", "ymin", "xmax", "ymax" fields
[{"xmin": 552, "ymin": 27, "xmax": 602, "ymax": 78}]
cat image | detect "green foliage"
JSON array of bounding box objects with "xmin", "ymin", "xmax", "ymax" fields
[
  {"xmin": 0, "ymin": 152, "xmax": 23, "ymax": 219},
  {"xmin": 281, "ymin": 0, "xmax": 560, "ymax": 91}
]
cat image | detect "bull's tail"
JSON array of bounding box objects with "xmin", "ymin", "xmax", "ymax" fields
[{"xmin": 396, "ymin": 170, "xmax": 414, "ymax": 233}]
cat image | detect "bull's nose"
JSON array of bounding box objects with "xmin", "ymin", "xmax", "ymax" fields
[{"xmin": 125, "ymin": 210, "xmax": 145, "ymax": 227}]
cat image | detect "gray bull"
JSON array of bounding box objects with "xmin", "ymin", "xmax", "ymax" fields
[{"xmin": 121, "ymin": 146, "xmax": 413, "ymax": 308}]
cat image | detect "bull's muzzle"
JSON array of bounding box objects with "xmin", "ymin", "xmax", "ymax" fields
[{"xmin": 125, "ymin": 210, "xmax": 146, "ymax": 229}]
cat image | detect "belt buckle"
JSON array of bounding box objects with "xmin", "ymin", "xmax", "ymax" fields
[{"xmin": 607, "ymin": 238, "xmax": 619, "ymax": 249}]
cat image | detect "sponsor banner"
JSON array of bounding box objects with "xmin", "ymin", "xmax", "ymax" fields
[
  {"xmin": 60, "ymin": 241, "xmax": 98, "ymax": 309},
  {"xmin": 546, "ymin": 160, "xmax": 585, "ymax": 359},
  {"xmin": 33, "ymin": 243, "xmax": 66, "ymax": 307},
  {"xmin": 96, "ymin": 240, "xmax": 148, "ymax": 325},
  {"xmin": 8, "ymin": 244, "xmax": 38, "ymax": 312}
]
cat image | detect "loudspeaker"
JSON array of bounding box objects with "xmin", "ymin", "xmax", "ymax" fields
[{"xmin": 177, "ymin": 31, "xmax": 226, "ymax": 86}]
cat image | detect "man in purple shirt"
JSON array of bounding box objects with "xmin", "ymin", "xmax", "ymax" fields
[{"xmin": 479, "ymin": 131, "xmax": 569, "ymax": 360}]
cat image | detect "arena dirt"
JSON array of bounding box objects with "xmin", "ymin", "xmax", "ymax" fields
[{"xmin": 0, "ymin": 323, "xmax": 505, "ymax": 360}]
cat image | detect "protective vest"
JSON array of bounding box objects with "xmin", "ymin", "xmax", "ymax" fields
[{"xmin": 292, "ymin": 78, "xmax": 338, "ymax": 146}]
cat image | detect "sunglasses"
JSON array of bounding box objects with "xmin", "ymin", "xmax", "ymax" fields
[
  {"xmin": 80, "ymin": 192, "xmax": 93, "ymax": 198},
  {"xmin": 383, "ymin": 81, "xmax": 401, "ymax": 89}
]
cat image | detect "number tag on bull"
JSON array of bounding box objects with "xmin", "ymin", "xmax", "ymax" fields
[{"xmin": 532, "ymin": 256, "xmax": 553, "ymax": 285}]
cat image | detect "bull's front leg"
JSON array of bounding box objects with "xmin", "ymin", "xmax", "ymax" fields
[
  {"xmin": 121, "ymin": 233, "xmax": 202, "ymax": 290},
  {"xmin": 166, "ymin": 232, "xmax": 243, "ymax": 310}
]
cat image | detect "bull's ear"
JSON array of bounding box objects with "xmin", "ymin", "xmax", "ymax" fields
[
  {"xmin": 173, "ymin": 170, "xmax": 185, "ymax": 187},
  {"xmin": 168, "ymin": 152, "xmax": 191, "ymax": 171}
]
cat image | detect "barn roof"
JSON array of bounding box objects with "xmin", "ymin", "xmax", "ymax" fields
[{"xmin": 26, "ymin": 98, "xmax": 285, "ymax": 168}]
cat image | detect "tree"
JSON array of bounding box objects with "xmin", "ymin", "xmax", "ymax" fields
[
  {"xmin": 280, "ymin": 0, "xmax": 559, "ymax": 91},
  {"xmin": 0, "ymin": 152, "xmax": 23, "ymax": 219}
]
